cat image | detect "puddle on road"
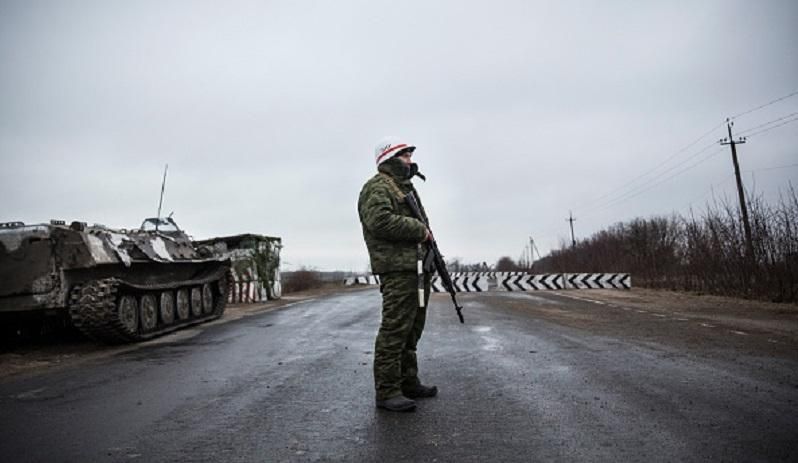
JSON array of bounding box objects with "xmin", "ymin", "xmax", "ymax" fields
[
  {"xmin": 471, "ymin": 326, "xmax": 504, "ymax": 351},
  {"xmin": 480, "ymin": 335, "xmax": 503, "ymax": 352}
]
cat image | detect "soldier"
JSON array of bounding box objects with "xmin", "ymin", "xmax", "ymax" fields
[{"xmin": 358, "ymin": 136, "xmax": 438, "ymax": 412}]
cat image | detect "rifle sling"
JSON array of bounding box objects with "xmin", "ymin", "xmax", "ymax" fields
[{"xmin": 378, "ymin": 173, "xmax": 407, "ymax": 201}]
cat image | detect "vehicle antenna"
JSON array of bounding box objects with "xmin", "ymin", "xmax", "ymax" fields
[{"xmin": 156, "ymin": 164, "xmax": 168, "ymax": 231}]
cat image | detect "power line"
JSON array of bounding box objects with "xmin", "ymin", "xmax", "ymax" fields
[
  {"xmin": 745, "ymin": 115, "xmax": 798, "ymax": 138},
  {"xmin": 745, "ymin": 162, "xmax": 798, "ymax": 173},
  {"xmin": 737, "ymin": 111, "xmax": 798, "ymax": 136},
  {"xmin": 678, "ymin": 160, "xmax": 797, "ymax": 213},
  {"xmin": 593, "ymin": 147, "xmax": 724, "ymax": 215},
  {"xmin": 682, "ymin": 175, "xmax": 736, "ymax": 210},
  {"xmin": 572, "ymin": 121, "xmax": 725, "ymax": 213},
  {"xmin": 579, "ymin": 141, "xmax": 720, "ymax": 215},
  {"xmin": 557, "ymin": 91, "xmax": 798, "ymax": 249},
  {"xmin": 581, "ymin": 146, "xmax": 725, "ymax": 219},
  {"xmin": 730, "ymin": 90, "xmax": 798, "ymax": 120},
  {"xmin": 572, "ymin": 90, "xmax": 798, "ymax": 215}
]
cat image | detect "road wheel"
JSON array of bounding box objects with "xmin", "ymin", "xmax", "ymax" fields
[
  {"xmin": 140, "ymin": 294, "xmax": 158, "ymax": 332},
  {"xmin": 160, "ymin": 291, "xmax": 175, "ymax": 325},
  {"xmin": 176, "ymin": 289, "xmax": 190, "ymax": 320},
  {"xmin": 118, "ymin": 295, "xmax": 138, "ymax": 335},
  {"xmin": 190, "ymin": 287, "xmax": 202, "ymax": 317},
  {"xmin": 202, "ymin": 283, "xmax": 214, "ymax": 314}
]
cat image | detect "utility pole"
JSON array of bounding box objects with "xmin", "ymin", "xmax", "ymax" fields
[
  {"xmin": 566, "ymin": 211, "xmax": 576, "ymax": 248},
  {"xmin": 719, "ymin": 119, "xmax": 754, "ymax": 261},
  {"xmin": 529, "ymin": 236, "xmax": 535, "ymax": 268}
]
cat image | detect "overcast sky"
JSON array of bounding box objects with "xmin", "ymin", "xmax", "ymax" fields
[{"xmin": 1, "ymin": 0, "xmax": 796, "ymax": 272}]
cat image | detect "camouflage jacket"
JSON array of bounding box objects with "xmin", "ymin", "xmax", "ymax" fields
[{"xmin": 358, "ymin": 158, "xmax": 429, "ymax": 274}]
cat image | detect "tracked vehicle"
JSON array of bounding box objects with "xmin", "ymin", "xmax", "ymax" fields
[{"xmin": 0, "ymin": 217, "xmax": 230, "ymax": 343}]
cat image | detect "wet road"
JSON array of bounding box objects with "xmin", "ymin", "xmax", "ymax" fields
[{"xmin": 1, "ymin": 289, "xmax": 796, "ymax": 462}]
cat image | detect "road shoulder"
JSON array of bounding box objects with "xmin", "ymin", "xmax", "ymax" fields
[{"xmin": 0, "ymin": 285, "xmax": 369, "ymax": 381}]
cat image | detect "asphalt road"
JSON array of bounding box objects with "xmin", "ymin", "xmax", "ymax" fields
[{"xmin": 1, "ymin": 289, "xmax": 796, "ymax": 462}]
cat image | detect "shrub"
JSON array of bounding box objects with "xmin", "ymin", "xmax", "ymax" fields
[
  {"xmin": 282, "ymin": 269, "xmax": 325, "ymax": 293},
  {"xmin": 536, "ymin": 187, "xmax": 798, "ymax": 302}
]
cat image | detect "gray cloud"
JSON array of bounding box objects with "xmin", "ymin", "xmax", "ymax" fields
[{"xmin": 2, "ymin": 0, "xmax": 797, "ymax": 271}]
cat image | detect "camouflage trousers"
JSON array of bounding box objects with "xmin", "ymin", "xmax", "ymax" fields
[{"xmin": 374, "ymin": 271, "xmax": 431, "ymax": 401}]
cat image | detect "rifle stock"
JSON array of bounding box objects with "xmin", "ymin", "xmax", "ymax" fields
[{"xmin": 405, "ymin": 192, "xmax": 465, "ymax": 324}]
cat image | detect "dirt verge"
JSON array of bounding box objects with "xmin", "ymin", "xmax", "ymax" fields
[
  {"xmin": 482, "ymin": 287, "xmax": 798, "ymax": 364},
  {"xmin": 558, "ymin": 287, "xmax": 798, "ymax": 337}
]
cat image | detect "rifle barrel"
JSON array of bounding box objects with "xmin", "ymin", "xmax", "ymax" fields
[{"xmin": 405, "ymin": 192, "xmax": 465, "ymax": 324}]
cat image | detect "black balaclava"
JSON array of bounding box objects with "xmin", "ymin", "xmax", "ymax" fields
[
  {"xmin": 396, "ymin": 148, "xmax": 426, "ymax": 181},
  {"xmin": 381, "ymin": 152, "xmax": 426, "ymax": 181}
]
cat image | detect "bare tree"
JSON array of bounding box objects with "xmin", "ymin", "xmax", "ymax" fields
[
  {"xmin": 495, "ymin": 256, "xmax": 520, "ymax": 271},
  {"xmin": 534, "ymin": 188, "xmax": 798, "ymax": 303}
]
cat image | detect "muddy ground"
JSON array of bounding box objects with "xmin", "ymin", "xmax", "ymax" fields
[
  {"xmin": 550, "ymin": 287, "xmax": 798, "ymax": 340},
  {"xmin": 489, "ymin": 287, "xmax": 798, "ymax": 364}
]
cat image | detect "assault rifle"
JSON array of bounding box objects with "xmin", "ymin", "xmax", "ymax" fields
[{"xmin": 405, "ymin": 192, "xmax": 465, "ymax": 324}]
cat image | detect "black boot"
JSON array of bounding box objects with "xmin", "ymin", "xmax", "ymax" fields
[
  {"xmin": 376, "ymin": 395, "xmax": 416, "ymax": 412},
  {"xmin": 403, "ymin": 384, "xmax": 438, "ymax": 399}
]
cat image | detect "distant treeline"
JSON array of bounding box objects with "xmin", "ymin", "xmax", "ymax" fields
[
  {"xmin": 531, "ymin": 188, "xmax": 798, "ymax": 303},
  {"xmin": 281, "ymin": 270, "xmax": 357, "ymax": 293}
]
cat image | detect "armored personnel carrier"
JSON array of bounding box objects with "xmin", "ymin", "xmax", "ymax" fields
[{"xmin": 0, "ymin": 217, "xmax": 230, "ymax": 343}]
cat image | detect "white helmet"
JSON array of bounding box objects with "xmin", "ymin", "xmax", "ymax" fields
[{"xmin": 374, "ymin": 136, "xmax": 416, "ymax": 166}]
